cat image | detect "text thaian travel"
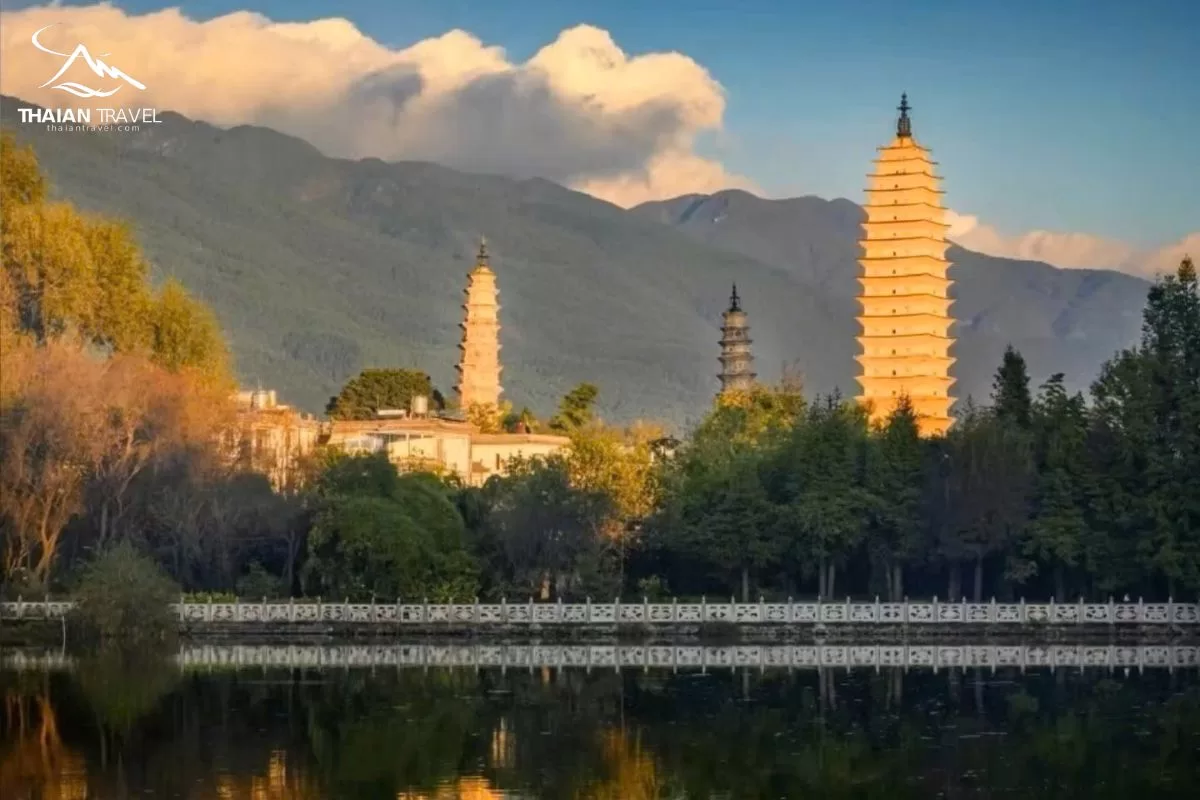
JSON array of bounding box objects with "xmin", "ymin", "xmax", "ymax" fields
[{"xmin": 17, "ymin": 107, "xmax": 161, "ymax": 125}]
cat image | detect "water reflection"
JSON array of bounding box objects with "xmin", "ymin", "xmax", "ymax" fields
[{"xmin": 2, "ymin": 642, "xmax": 1198, "ymax": 798}]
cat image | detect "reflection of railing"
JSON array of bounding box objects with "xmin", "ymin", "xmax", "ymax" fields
[
  {"xmin": 4, "ymin": 643, "xmax": 1198, "ymax": 672},
  {"xmin": 2, "ymin": 598, "xmax": 1198, "ymax": 626}
]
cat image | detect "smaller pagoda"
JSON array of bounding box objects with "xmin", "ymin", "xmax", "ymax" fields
[
  {"xmin": 718, "ymin": 284, "xmax": 757, "ymax": 396},
  {"xmin": 455, "ymin": 238, "xmax": 503, "ymax": 410}
]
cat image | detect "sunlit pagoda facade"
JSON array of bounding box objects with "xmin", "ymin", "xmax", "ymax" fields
[
  {"xmin": 855, "ymin": 94, "xmax": 955, "ymax": 436},
  {"xmin": 456, "ymin": 238, "xmax": 503, "ymax": 412}
]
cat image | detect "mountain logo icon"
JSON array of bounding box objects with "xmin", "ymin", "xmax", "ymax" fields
[{"xmin": 32, "ymin": 23, "xmax": 147, "ymax": 99}]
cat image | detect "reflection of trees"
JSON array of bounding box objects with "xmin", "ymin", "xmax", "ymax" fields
[
  {"xmin": 2, "ymin": 660, "xmax": 1200, "ymax": 798},
  {"xmin": 0, "ymin": 674, "xmax": 89, "ymax": 800}
]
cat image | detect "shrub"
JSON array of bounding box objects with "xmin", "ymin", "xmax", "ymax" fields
[
  {"xmin": 235, "ymin": 562, "xmax": 287, "ymax": 599},
  {"xmin": 72, "ymin": 542, "xmax": 179, "ymax": 645}
]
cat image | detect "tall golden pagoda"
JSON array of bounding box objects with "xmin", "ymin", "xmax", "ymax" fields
[
  {"xmin": 855, "ymin": 93, "xmax": 955, "ymax": 436},
  {"xmin": 455, "ymin": 238, "xmax": 503, "ymax": 410}
]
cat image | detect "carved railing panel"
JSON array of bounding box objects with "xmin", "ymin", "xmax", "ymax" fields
[{"xmin": 3, "ymin": 600, "xmax": 1198, "ymax": 626}]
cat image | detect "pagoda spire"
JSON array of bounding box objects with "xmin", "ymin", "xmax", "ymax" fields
[
  {"xmin": 474, "ymin": 236, "xmax": 491, "ymax": 270},
  {"xmin": 718, "ymin": 284, "xmax": 756, "ymax": 396},
  {"xmin": 897, "ymin": 92, "xmax": 912, "ymax": 138},
  {"xmin": 456, "ymin": 236, "xmax": 502, "ymax": 410},
  {"xmin": 855, "ymin": 93, "xmax": 956, "ymax": 436}
]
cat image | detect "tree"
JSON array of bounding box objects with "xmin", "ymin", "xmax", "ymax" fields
[
  {"xmin": 937, "ymin": 407, "xmax": 1032, "ymax": 601},
  {"xmin": 1019, "ymin": 374, "xmax": 1090, "ymax": 598},
  {"xmin": 549, "ymin": 383, "xmax": 599, "ymax": 432},
  {"xmin": 0, "ymin": 131, "xmax": 46, "ymax": 207},
  {"xmin": 71, "ymin": 540, "xmax": 179, "ymax": 646},
  {"xmin": 993, "ymin": 345, "xmax": 1033, "ymax": 429},
  {"xmin": 475, "ymin": 456, "xmax": 614, "ymax": 599},
  {"xmin": 864, "ymin": 397, "xmax": 927, "ymax": 600},
  {"xmin": 326, "ymin": 368, "xmax": 445, "ymax": 420},
  {"xmin": 303, "ymin": 457, "xmax": 478, "ymax": 601},
  {"xmin": 1, "ymin": 340, "xmax": 107, "ymax": 585},
  {"xmin": 771, "ymin": 398, "xmax": 874, "ymax": 599},
  {"xmin": 148, "ymin": 280, "xmax": 231, "ymax": 382},
  {"xmin": 1089, "ymin": 256, "xmax": 1200, "ymax": 596}
]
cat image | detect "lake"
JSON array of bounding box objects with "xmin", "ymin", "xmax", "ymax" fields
[{"xmin": 2, "ymin": 641, "xmax": 1198, "ymax": 798}]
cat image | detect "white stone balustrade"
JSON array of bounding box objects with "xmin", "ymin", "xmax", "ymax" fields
[
  {"xmin": 1, "ymin": 597, "xmax": 1197, "ymax": 626},
  {"xmin": 3, "ymin": 643, "xmax": 1198, "ymax": 672}
]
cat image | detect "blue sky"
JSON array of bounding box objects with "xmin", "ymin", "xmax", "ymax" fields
[{"xmin": 11, "ymin": 0, "xmax": 1200, "ymax": 246}]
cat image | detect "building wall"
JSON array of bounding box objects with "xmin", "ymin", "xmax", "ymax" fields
[
  {"xmin": 237, "ymin": 406, "xmax": 322, "ymax": 491},
  {"xmin": 469, "ymin": 434, "xmax": 572, "ymax": 486},
  {"xmin": 324, "ymin": 419, "xmax": 569, "ymax": 486}
]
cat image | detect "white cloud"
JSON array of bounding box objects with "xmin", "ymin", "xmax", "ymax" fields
[
  {"xmin": 945, "ymin": 210, "xmax": 1197, "ymax": 280},
  {"xmin": 0, "ymin": 3, "xmax": 756, "ymax": 206}
]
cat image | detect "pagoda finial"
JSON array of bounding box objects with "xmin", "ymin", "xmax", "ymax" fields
[
  {"xmin": 729, "ymin": 283, "xmax": 741, "ymax": 312},
  {"xmin": 897, "ymin": 92, "xmax": 912, "ymax": 138}
]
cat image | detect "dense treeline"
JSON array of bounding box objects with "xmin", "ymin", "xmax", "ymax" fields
[{"xmin": 1, "ymin": 130, "xmax": 1197, "ymax": 604}]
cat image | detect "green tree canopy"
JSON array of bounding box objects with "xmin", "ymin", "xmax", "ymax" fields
[
  {"xmin": 326, "ymin": 368, "xmax": 445, "ymax": 420},
  {"xmin": 549, "ymin": 382, "xmax": 600, "ymax": 432},
  {"xmin": 302, "ymin": 453, "xmax": 477, "ymax": 601},
  {"xmin": 993, "ymin": 345, "xmax": 1033, "ymax": 429},
  {"xmin": 1, "ymin": 130, "xmax": 231, "ymax": 382}
]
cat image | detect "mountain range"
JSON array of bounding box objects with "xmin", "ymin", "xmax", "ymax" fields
[{"xmin": 3, "ymin": 96, "xmax": 1150, "ymax": 427}]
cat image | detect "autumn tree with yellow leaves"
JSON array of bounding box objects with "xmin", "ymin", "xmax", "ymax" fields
[{"xmin": 0, "ymin": 131, "xmax": 239, "ymax": 589}]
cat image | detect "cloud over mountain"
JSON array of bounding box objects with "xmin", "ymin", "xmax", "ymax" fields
[
  {"xmin": 946, "ymin": 210, "xmax": 1196, "ymax": 279},
  {"xmin": 0, "ymin": 3, "xmax": 755, "ymax": 206}
]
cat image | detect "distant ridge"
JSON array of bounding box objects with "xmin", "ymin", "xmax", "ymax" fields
[{"xmin": 2, "ymin": 95, "xmax": 1149, "ymax": 424}]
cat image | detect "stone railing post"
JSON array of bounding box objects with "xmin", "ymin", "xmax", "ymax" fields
[
  {"xmin": 672, "ymin": 596, "xmax": 678, "ymax": 622},
  {"xmin": 528, "ymin": 596, "xmax": 534, "ymax": 625},
  {"xmin": 1077, "ymin": 595, "xmax": 1083, "ymax": 626},
  {"xmin": 1138, "ymin": 596, "xmax": 1144, "ymax": 623},
  {"xmin": 614, "ymin": 596, "xmax": 621, "ymax": 625},
  {"xmin": 1168, "ymin": 596, "xmax": 1174, "ymax": 625},
  {"xmin": 787, "ymin": 596, "xmax": 793, "ymax": 624},
  {"xmin": 289, "ymin": 596, "xmax": 296, "ymax": 623},
  {"xmin": 16, "ymin": 596, "xmax": 23, "ymax": 620},
  {"xmin": 584, "ymin": 596, "xmax": 590, "ymax": 624},
  {"xmin": 1049, "ymin": 596, "xmax": 1055, "ymax": 624},
  {"xmin": 845, "ymin": 595, "xmax": 850, "ymax": 623},
  {"xmin": 1108, "ymin": 596, "xmax": 1114, "ymax": 625},
  {"xmin": 990, "ymin": 596, "xmax": 996, "ymax": 623},
  {"xmin": 701, "ymin": 595, "xmax": 706, "ymax": 623},
  {"xmin": 421, "ymin": 597, "xmax": 427, "ymax": 624},
  {"xmin": 343, "ymin": 597, "xmax": 350, "ymax": 623},
  {"xmin": 759, "ymin": 595, "xmax": 766, "ymax": 622},
  {"xmin": 874, "ymin": 595, "xmax": 880, "ymax": 623},
  {"xmin": 557, "ymin": 596, "xmax": 563, "ymax": 624},
  {"xmin": 501, "ymin": 596, "xmax": 508, "ymax": 624},
  {"xmin": 645, "ymin": 596, "xmax": 649, "ymax": 624},
  {"xmin": 262, "ymin": 595, "xmax": 268, "ymax": 621},
  {"xmin": 234, "ymin": 596, "xmax": 240, "ymax": 623},
  {"xmin": 475, "ymin": 596, "xmax": 481, "ymax": 625},
  {"xmin": 933, "ymin": 595, "xmax": 939, "ymax": 624},
  {"xmin": 903, "ymin": 596, "xmax": 909, "ymax": 624},
  {"xmin": 1019, "ymin": 597, "xmax": 1025, "ymax": 624}
]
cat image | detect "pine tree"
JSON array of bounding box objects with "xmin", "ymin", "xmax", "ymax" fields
[{"xmin": 992, "ymin": 345, "xmax": 1033, "ymax": 428}]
